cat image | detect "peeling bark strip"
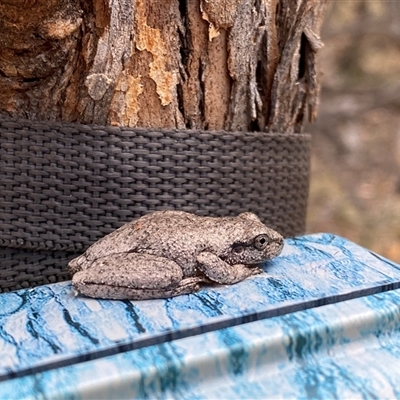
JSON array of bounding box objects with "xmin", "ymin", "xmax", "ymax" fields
[{"xmin": 0, "ymin": 0, "xmax": 327, "ymax": 133}]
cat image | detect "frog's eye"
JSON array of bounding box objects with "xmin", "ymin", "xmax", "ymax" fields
[{"xmin": 254, "ymin": 234, "xmax": 270, "ymax": 250}]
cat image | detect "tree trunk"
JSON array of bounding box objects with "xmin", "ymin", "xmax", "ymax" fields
[{"xmin": 0, "ymin": 0, "xmax": 327, "ymax": 133}]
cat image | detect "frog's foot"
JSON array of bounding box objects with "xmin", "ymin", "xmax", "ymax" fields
[
  {"xmin": 68, "ymin": 254, "xmax": 86, "ymax": 275},
  {"xmin": 197, "ymin": 251, "xmax": 263, "ymax": 284},
  {"xmin": 248, "ymin": 266, "xmax": 264, "ymax": 276},
  {"xmin": 71, "ymin": 253, "xmax": 203, "ymax": 300}
]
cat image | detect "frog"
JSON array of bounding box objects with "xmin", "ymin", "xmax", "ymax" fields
[{"xmin": 68, "ymin": 210, "xmax": 284, "ymax": 300}]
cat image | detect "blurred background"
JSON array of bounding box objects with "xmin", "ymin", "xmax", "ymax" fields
[{"xmin": 306, "ymin": 1, "xmax": 400, "ymax": 262}]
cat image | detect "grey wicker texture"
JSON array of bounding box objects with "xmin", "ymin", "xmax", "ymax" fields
[{"xmin": 0, "ymin": 116, "xmax": 310, "ymax": 292}]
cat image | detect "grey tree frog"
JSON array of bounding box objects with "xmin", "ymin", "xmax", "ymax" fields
[{"xmin": 68, "ymin": 210, "xmax": 284, "ymax": 300}]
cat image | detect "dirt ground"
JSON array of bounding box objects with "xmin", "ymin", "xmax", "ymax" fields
[{"xmin": 306, "ymin": 2, "xmax": 400, "ymax": 262}]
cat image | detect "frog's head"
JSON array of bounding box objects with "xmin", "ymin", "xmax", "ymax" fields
[{"xmin": 221, "ymin": 212, "xmax": 284, "ymax": 265}]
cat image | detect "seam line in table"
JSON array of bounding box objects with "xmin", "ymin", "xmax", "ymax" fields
[{"xmin": 2, "ymin": 280, "xmax": 400, "ymax": 383}]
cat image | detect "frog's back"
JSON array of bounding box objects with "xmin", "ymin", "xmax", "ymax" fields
[
  {"xmin": 132, "ymin": 210, "xmax": 211, "ymax": 252},
  {"xmin": 73, "ymin": 211, "xmax": 202, "ymax": 268}
]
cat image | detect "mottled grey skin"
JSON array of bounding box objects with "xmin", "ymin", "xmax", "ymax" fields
[{"xmin": 69, "ymin": 211, "xmax": 284, "ymax": 300}]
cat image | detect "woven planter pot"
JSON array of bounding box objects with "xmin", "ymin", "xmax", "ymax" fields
[{"xmin": 0, "ymin": 116, "xmax": 310, "ymax": 292}]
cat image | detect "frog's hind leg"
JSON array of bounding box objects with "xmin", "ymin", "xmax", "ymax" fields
[
  {"xmin": 71, "ymin": 253, "xmax": 203, "ymax": 300},
  {"xmin": 73, "ymin": 277, "xmax": 202, "ymax": 300}
]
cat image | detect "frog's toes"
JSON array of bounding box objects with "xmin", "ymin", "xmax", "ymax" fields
[
  {"xmin": 68, "ymin": 255, "xmax": 85, "ymax": 274},
  {"xmin": 251, "ymin": 266, "xmax": 264, "ymax": 275}
]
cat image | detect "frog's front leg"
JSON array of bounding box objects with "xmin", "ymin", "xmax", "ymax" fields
[
  {"xmin": 196, "ymin": 252, "xmax": 263, "ymax": 285},
  {"xmin": 71, "ymin": 253, "xmax": 203, "ymax": 300}
]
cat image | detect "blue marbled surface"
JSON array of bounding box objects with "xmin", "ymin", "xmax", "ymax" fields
[
  {"xmin": 1, "ymin": 233, "xmax": 400, "ymax": 398},
  {"xmin": 2, "ymin": 288, "xmax": 400, "ymax": 399}
]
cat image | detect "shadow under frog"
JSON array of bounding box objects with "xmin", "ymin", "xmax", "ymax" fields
[{"xmin": 68, "ymin": 211, "xmax": 284, "ymax": 300}]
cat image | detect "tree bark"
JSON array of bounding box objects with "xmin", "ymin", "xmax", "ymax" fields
[{"xmin": 0, "ymin": 0, "xmax": 327, "ymax": 133}]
